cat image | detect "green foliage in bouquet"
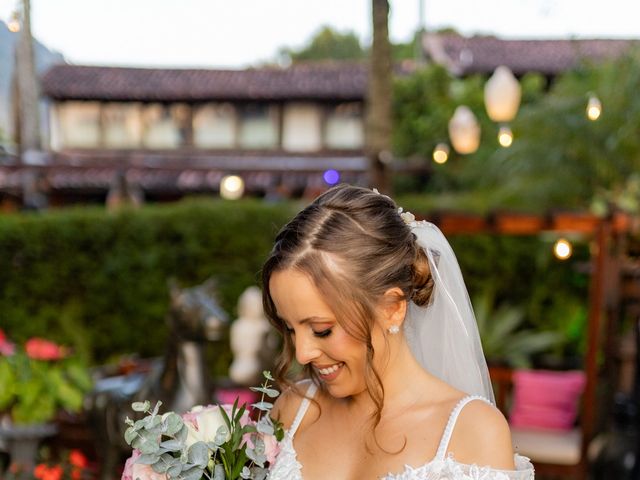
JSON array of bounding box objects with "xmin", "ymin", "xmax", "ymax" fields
[{"xmin": 123, "ymin": 372, "xmax": 284, "ymax": 480}]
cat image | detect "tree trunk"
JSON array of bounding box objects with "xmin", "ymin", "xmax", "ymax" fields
[
  {"xmin": 366, "ymin": 0, "xmax": 393, "ymax": 193},
  {"xmin": 16, "ymin": 0, "xmax": 41, "ymax": 155}
]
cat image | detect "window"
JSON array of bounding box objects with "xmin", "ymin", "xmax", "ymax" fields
[
  {"xmin": 142, "ymin": 103, "xmax": 189, "ymax": 149},
  {"xmin": 103, "ymin": 103, "xmax": 142, "ymax": 148},
  {"xmin": 282, "ymin": 103, "xmax": 322, "ymax": 152},
  {"xmin": 238, "ymin": 104, "xmax": 279, "ymax": 149},
  {"xmin": 324, "ymin": 102, "xmax": 364, "ymax": 149},
  {"xmin": 56, "ymin": 101, "xmax": 101, "ymax": 148},
  {"xmin": 193, "ymin": 103, "xmax": 236, "ymax": 148}
]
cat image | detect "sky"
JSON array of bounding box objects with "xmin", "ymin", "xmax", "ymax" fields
[{"xmin": 1, "ymin": 0, "xmax": 639, "ymax": 68}]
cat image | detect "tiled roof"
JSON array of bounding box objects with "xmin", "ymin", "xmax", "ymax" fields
[
  {"xmin": 423, "ymin": 34, "xmax": 639, "ymax": 75},
  {"xmin": 41, "ymin": 62, "xmax": 369, "ymax": 102}
]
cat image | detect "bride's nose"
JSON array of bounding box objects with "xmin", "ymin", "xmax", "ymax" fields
[{"xmin": 295, "ymin": 334, "xmax": 321, "ymax": 365}]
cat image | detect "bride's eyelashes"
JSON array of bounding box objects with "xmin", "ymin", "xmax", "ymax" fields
[{"xmin": 312, "ymin": 328, "xmax": 332, "ymax": 338}]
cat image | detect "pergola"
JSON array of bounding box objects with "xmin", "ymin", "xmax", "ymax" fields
[{"xmin": 421, "ymin": 209, "xmax": 632, "ymax": 479}]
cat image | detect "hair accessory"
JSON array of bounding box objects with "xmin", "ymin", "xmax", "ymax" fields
[
  {"xmin": 388, "ymin": 325, "xmax": 400, "ymax": 334},
  {"xmin": 397, "ymin": 207, "xmax": 416, "ymax": 225}
]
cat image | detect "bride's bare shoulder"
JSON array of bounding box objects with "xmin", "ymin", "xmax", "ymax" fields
[
  {"xmin": 448, "ymin": 398, "xmax": 515, "ymax": 470},
  {"xmin": 271, "ymin": 379, "xmax": 315, "ymax": 430}
]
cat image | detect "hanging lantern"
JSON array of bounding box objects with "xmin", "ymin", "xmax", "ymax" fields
[
  {"xmin": 498, "ymin": 126, "xmax": 513, "ymax": 147},
  {"xmin": 484, "ymin": 66, "xmax": 522, "ymax": 123},
  {"xmin": 586, "ymin": 95, "xmax": 602, "ymax": 121},
  {"xmin": 220, "ymin": 175, "xmax": 244, "ymax": 200},
  {"xmin": 448, "ymin": 106, "xmax": 481, "ymax": 155},
  {"xmin": 432, "ymin": 143, "xmax": 450, "ymax": 164}
]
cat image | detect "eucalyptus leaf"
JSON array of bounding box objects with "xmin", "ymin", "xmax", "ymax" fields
[
  {"xmin": 263, "ymin": 371, "xmax": 274, "ymax": 381},
  {"xmin": 249, "ymin": 387, "xmax": 280, "ymax": 398},
  {"xmin": 251, "ymin": 402, "xmax": 272, "ymax": 412},
  {"xmin": 124, "ymin": 427, "xmax": 137, "ymax": 445},
  {"xmin": 132, "ymin": 400, "xmax": 151, "ymax": 412},
  {"xmin": 136, "ymin": 453, "xmax": 159, "ymax": 465},
  {"xmin": 180, "ymin": 466, "xmax": 207, "ymax": 480},
  {"xmin": 163, "ymin": 412, "xmax": 184, "ymax": 436},
  {"xmin": 187, "ymin": 441, "xmax": 210, "ymax": 468},
  {"xmin": 160, "ymin": 439, "xmax": 183, "ymax": 451},
  {"xmin": 166, "ymin": 463, "xmax": 182, "ymax": 478}
]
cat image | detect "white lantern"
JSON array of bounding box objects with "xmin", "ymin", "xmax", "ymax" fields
[
  {"xmin": 448, "ymin": 106, "xmax": 481, "ymax": 155},
  {"xmin": 553, "ymin": 238, "xmax": 573, "ymax": 260},
  {"xmin": 484, "ymin": 66, "xmax": 521, "ymax": 123},
  {"xmin": 220, "ymin": 175, "xmax": 244, "ymax": 200}
]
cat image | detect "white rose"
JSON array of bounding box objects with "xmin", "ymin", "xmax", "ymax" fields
[{"xmin": 183, "ymin": 405, "xmax": 231, "ymax": 447}]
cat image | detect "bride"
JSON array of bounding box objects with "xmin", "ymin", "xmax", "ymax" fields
[{"xmin": 261, "ymin": 184, "xmax": 534, "ymax": 479}]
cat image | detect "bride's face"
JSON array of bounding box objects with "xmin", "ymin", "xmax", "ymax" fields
[{"xmin": 269, "ymin": 268, "xmax": 383, "ymax": 398}]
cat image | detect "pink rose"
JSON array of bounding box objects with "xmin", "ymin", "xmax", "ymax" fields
[
  {"xmin": 121, "ymin": 450, "xmax": 140, "ymax": 480},
  {"xmin": 121, "ymin": 449, "xmax": 167, "ymax": 480},
  {"xmin": 25, "ymin": 338, "xmax": 66, "ymax": 360}
]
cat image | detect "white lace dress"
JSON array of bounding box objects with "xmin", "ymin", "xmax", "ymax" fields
[{"xmin": 268, "ymin": 384, "xmax": 535, "ymax": 480}]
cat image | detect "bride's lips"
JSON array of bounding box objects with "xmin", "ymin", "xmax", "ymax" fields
[{"xmin": 314, "ymin": 362, "xmax": 344, "ymax": 381}]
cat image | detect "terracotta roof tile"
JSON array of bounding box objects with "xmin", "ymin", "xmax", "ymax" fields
[
  {"xmin": 41, "ymin": 62, "xmax": 369, "ymax": 102},
  {"xmin": 423, "ymin": 34, "xmax": 639, "ymax": 75}
]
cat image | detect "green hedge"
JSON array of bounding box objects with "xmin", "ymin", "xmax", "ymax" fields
[
  {"xmin": 0, "ymin": 199, "xmax": 298, "ymax": 363},
  {"xmin": 0, "ymin": 198, "xmax": 589, "ymax": 367}
]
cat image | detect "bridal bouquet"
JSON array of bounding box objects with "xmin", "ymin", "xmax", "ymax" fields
[{"xmin": 122, "ymin": 371, "xmax": 283, "ymax": 480}]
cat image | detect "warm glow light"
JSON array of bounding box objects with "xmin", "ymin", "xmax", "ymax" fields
[
  {"xmin": 498, "ymin": 126, "xmax": 513, "ymax": 147},
  {"xmin": 553, "ymin": 238, "xmax": 573, "ymax": 260},
  {"xmin": 448, "ymin": 106, "xmax": 481, "ymax": 155},
  {"xmin": 484, "ymin": 66, "xmax": 521, "ymax": 123},
  {"xmin": 587, "ymin": 95, "xmax": 602, "ymax": 121},
  {"xmin": 220, "ymin": 175, "xmax": 244, "ymax": 200},
  {"xmin": 432, "ymin": 143, "xmax": 449, "ymax": 164},
  {"xmin": 8, "ymin": 11, "xmax": 20, "ymax": 32}
]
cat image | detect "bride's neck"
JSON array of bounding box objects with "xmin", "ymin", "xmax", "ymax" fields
[{"xmin": 349, "ymin": 336, "xmax": 431, "ymax": 414}]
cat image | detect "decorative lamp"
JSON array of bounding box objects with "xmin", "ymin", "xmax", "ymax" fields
[
  {"xmin": 484, "ymin": 66, "xmax": 521, "ymax": 123},
  {"xmin": 220, "ymin": 175, "xmax": 244, "ymax": 200},
  {"xmin": 448, "ymin": 106, "xmax": 481, "ymax": 155},
  {"xmin": 432, "ymin": 143, "xmax": 450, "ymax": 164},
  {"xmin": 586, "ymin": 95, "xmax": 602, "ymax": 121}
]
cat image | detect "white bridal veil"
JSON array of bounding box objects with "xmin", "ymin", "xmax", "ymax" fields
[{"xmin": 403, "ymin": 220, "xmax": 496, "ymax": 404}]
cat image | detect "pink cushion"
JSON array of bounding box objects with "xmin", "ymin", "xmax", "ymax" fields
[{"xmin": 509, "ymin": 369, "xmax": 586, "ymax": 431}]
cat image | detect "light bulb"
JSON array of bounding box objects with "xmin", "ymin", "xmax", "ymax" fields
[
  {"xmin": 586, "ymin": 96, "xmax": 602, "ymax": 121},
  {"xmin": 553, "ymin": 238, "xmax": 573, "ymax": 260},
  {"xmin": 498, "ymin": 126, "xmax": 513, "ymax": 147},
  {"xmin": 220, "ymin": 175, "xmax": 244, "ymax": 200},
  {"xmin": 432, "ymin": 143, "xmax": 449, "ymax": 164}
]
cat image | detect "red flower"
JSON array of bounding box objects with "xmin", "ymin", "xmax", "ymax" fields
[
  {"xmin": 69, "ymin": 450, "xmax": 88, "ymax": 469},
  {"xmin": 25, "ymin": 338, "xmax": 66, "ymax": 360}
]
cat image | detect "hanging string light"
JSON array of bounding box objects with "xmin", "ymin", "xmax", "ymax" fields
[
  {"xmin": 553, "ymin": 238, "xmax": 573, "ymax": 260},
  {"xmin": 586, "ymin": 95, "xmax": 602, "ymax": 121},
  {"xmin": 432, "ymin": 143, "xmax": 450, "ymax": 164},
  {"xmin": 220, "ymin": 175, "xmax": 244, "ymax": 200},
  {"xmin": 498, "ymin": 126, "xmax": 514, "ymax": 148}
]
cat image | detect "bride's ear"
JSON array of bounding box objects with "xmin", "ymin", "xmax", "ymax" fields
[{"xmin": 380, "ymin": 287, "xmax": 408, "ymax": 329}]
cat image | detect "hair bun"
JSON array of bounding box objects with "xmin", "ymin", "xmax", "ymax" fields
[{"xmin": 411, "ymin": 248, "xmax": 434, "ymax": 307}]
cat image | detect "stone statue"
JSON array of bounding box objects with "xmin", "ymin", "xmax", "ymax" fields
[{"xmin": 229, "ymin": 286, "xmax": 277, "ymax": 386}]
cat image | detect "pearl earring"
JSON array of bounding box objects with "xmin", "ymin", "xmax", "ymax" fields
[{"xmin": 388, "ymin": 325, "xmax": 400, "ymax": 334}]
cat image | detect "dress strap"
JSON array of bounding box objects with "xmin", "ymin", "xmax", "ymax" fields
[
  {"xmin": 435, "ymin": 395, "xmax": 492, "ymax": 460},
  {"xmin": 288, "ymin": 382, "xmax": 318, "ymax": 438}
]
